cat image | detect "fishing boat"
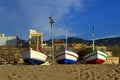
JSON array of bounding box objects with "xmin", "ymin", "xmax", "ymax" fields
[
  {"xmin": 55, "ymin": 29, "xmax": 78, "ymax": 64},
  {"xmin": 84, "ymin": 26, "xmax": 107, "ymax": 64},
  {"xmin": 55, "ymin": 49, "xmax": 78, "ymax": 64},
  {"xmin": 21, "ymin": 29, "xmax": 48, "ymax": 65},
  {"xmin": 21, "ymin": 48, "xmax": 48, "ymax": 65},
  {"xmin": 84, "ymin": 50, "xmax": 107, "ymax": 64}
]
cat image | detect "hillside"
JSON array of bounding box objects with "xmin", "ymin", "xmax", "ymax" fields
[
  {"xmin": 44, "ymin": 37, "xmax": 120, "ymax": 46},
  {"xmin": 95, "ymin": 37, "xmax": 120, "ymax": 46}
]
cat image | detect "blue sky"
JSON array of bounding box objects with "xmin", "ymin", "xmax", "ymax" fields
[{"xmin": 0, "ymin": 0, "xmax": 120, "ymax": 40}]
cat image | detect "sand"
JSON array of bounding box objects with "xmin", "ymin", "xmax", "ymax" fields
[{"xmin": 0, "ymin": 64, "xmax": 120, "ymax": 80}]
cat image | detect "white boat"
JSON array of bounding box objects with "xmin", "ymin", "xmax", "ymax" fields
[
  {"xmin": 21, "ymin": 48, "xmax": 48, "ymax": 65},
  {"xmin": 84, "ymin": 26, "xmax": 107, "ymax": 64},
  {"xmin": 55, "ymin": 29, "xmax": 78, "ymax": 64},
  {"xmin": 55, "ymin": 49, "xmax": 78, "ymax": 64}
]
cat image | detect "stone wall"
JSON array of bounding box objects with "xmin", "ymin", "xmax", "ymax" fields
[{"xmin": 104, "ymin": 57, "xmax": 119, "ymax": 64}]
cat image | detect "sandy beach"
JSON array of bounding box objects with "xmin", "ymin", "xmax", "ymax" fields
[{"xmin": 0, "ymin": 64, "xmax": 120, "ymax": 80}]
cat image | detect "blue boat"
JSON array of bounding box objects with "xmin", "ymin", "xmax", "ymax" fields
[
  {"xmin": 55, "ymin": 49, "xmax": 78, "ymax": 64},
  {"xmin": 55, "ymin": 29, "xmax": 78, "ymax": 64}
]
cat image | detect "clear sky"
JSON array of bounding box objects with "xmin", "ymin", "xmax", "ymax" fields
[{"xmin": 0, "ymin": 0, "xmax": 120, "ymax": 40}]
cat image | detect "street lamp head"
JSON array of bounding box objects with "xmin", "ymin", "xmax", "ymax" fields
[
  {"xmin": 49, "ymin": 17, "xmax": 52, "ymax": 19},
  {"xmin": 49, "ymin": 17, "xmax": 54, "ymax": 27}
]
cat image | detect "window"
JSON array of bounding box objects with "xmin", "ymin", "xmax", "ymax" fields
[{"xmin": 31, "ymin": 41, "xmax": 37, "ymax": 45}]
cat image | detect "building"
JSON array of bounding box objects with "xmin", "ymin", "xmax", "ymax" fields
[
  {"xmin": 0, "ymin": 33, "xmax": 18, "ymax": 47},
  {"xmin": 86, "ymin": 46, "xmax": 107, "ymax": 52},
  {"xmin": 96, "ymin": 46, "xmax": 107, "ymax": 51},
  {"xmin": 104, "ymin": 51, "xmax": 119, "ymax": 64},
  {"xmin": 29, "ymin": 29, "xmax": 43, "ymax": 50},
  {"xmin": 104, "ymin": 57, "xmax": 119, "ymax": 64},
  {"xmin": 54, "ymin": 40, "xmax": 65, "ymax": 52},
  {"xmin": 72, "ymin": 43, "xmax": 86, "ymax": 50},
  {"xmin": 0, "ymin": 33, "xmax": 5, "ymax": 37}
]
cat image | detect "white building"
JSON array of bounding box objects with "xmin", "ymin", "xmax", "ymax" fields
[
  {"xmin": 0, "ymin": 33, "xmax": 5, "ymax": 37},
  {"xmin": 29, "ymin": 29, "xmax": 43, "ymax": 50},
  {"xmin": 0, "ymin": 34, "xmax": 18, "ymax": 46}
]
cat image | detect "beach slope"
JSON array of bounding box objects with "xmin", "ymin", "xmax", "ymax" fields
[{"xmin": 0, "ymin": 65, "xmax": 120, "ymax": 80}]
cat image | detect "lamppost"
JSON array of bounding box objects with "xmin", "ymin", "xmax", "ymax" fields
[{"xmin": 49, "ymin": 17, "xmax": 54, "ymax": 64}]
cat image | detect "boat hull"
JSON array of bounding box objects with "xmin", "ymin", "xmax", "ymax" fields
[
  {"xmin": 85, "ymin": 58, "xmax": 105, "ymax": 64},
  {"xmin": 84, "ymin": 50, "xmax": 107, "ymax": 64},
  {"xmin": 55, "ymin": 50, "xmax": 78, "ymax": 64},
  {"xmin": 57, "ymin": 59, "xmax": 77, "ymax": 64},
  {"xmin": 21, "ymin": 49, "xmax": 47, "ymax": 65},
  {"xmin": 23, "ymin": 59, "xmax": 45, "ymax": 64}
]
